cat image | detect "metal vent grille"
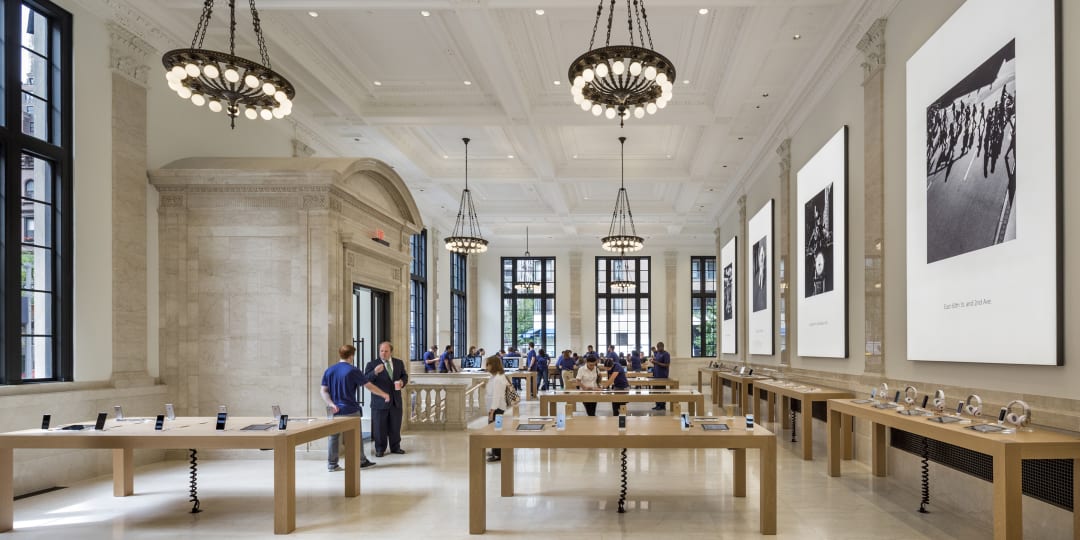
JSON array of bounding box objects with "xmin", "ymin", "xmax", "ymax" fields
[{"xmin": 890, "ymin": 428, "xmax": 1073, "ymax": 511}]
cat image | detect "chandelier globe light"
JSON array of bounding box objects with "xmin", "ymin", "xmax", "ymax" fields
[
  {"xmin": 162, "ymin": 0, "xmax": 296, "ymax": 129},
  {"xmin": 568, "ymin": 0, "xmax": 675, "ymax": 126},
  {"xmin": 514, "ymin": 227, "xmax": 542, "ymax": 293},
  {"xmin": 445, "ymin": 138, "xmax": 489, "ymax": 254},
  {"xmin": 610, "ymin": 256, "xmax": 636, "ymax": 291},
  {"xmin": 601, "ymin": 136, "xmax": 644, "ymax": 253}
]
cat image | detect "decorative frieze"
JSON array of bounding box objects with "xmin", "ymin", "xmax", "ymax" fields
[
  {"xmin": 108, "ymin": 22, "xmax": 153, "ymax": 86},
  {"xmin": 856, "ymin": 18, "xmax": 887, "ymax": 82}
]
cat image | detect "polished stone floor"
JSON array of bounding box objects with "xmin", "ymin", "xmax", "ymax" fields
[{"xmin": 9, "ymin": 396, "xmax": 997, "ymax": 539}]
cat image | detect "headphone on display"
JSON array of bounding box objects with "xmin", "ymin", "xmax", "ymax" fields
[
  {"xmin": 903, "ymin": 385, "xmax": 918, "ymax": 406},
  {"xmin": 964, "ymin": 394, "xmax": 982, "ymax": 417},
  {"xmin": 1004, "ymin": 400, "xmax": 1031, "ymax": 428},
  {"xmin": 878, "ymin": 383, "xmax": 889, "ymax": 401},
  {"xmin": 932, "ymin": 390, "xmax": 946, "ymax": 411}
]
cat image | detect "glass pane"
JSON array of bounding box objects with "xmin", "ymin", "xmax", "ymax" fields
[
  {"xmin": 691, "ymin": 260, "xmax": 701, "ymax": 291},
  {"xmin": 21, "ymin": 92, "xmax": 48, "ymax": 140},
  {"xmin": 21, "ymin": 49, "xmax": 48, "ymax": 100},
  {"xmin": 22, "ymin": 154, "xmax": 53, "ymax": 202},
  {"xmin": 20, "ymin": 246, "xmax": 51, "ymax": 291},
  {"xmin": 705, "ymin": 258, "xmax": 716, "ymax": 292},
  {"xmin": 22, "ymin": 7, "xmax": 49, "ymax": 55},
  {"xmin": 22, "ymin": 201, "xmax": 52, "ymax": 247},
  {"xmin": 21, "ymin": 290, "xmax": 52, "ymax": 336},
  {"xmin": 22, "ymin": 336, "xmax": 53, "ymax": 380}
]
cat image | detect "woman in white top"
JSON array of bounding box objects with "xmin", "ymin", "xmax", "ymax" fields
[
  {"xmin": 485, "ymin": 355, "xmax": 510, "ymax": 462},
  {"xmin": 575, "ymin": 356, "xmax": 601, "ymax": 416}
]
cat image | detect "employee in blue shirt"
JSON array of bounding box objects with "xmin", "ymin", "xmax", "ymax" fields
[
  {"xmin": 535, "ymin": 348, "xmax": 552, "ymax": 391},
  {"xmin": 423, "ymin": 345, "xmax": 438, "ymax": 373},
  {"xmin": 651, "ymin": 341, "xmax": 671, "ymax": 410},
  {"xmin": 603, "ymin": 358, "xmax": 630, "ymax": 415},
  {"xmin": 438, "ymin": 345, "xmax": 456, "ymax": 373},
  {"xmin": 557, "ymin": 349, "xmax": 576, "ymax": 389},
  {"xmin": 605, "ymin": 345, "xmax": 620, "ymax": 367},
  {"xmin": 629, "ymin": 349, "xmax": 643, "ymax": 371}
]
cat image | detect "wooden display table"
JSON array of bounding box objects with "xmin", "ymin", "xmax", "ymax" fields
[
  {"xmin": 508, "ymin": 371, "xmax": 538, "ymax": 400},
  {"xmin": 827, "ymin": 399, "xmax": 1080, "ymax": 540},
  {"xmin": 468, "ymin": 416, "xmax": 777, "ymax": 535},
  {"xmin": 539, "ymin": 389, "xmax": 705, "ymax": 416},
  {"xmin": 714, "ymin": 371, "xmax": 771, "ymax": 411},
  {"xmin": 0, "ymin": 416, "xmax": 362, "ymax": 535},
  {"xmin": 752, "ymin": 379, "xmax": 853, "ymax": 460},
  {"xmin": 698, "ymin": 366, "xmax": 730, "ymax": 393},
  {"xmin": 567, "ymin": 377, "xmax": 679, "ymax": 391}
]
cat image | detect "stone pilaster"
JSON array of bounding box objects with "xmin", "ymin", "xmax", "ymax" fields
[
  {"xmin": 857, "ymin": 18, "xmax": 887, "ymax": 374},
  {"xmin": 776, "ymin": 139, "xmax": 792, "ymax": 365},
  {"xmin": 664, "ymin": 251, "xmax": 678, "ymax": 355},
  {"xmin": 110, "ymin": 23, "xmax": 153, "ymax": 386},
  {"xmin": 737, "ymin": 195, "xmax": 748, "ymax": 364},
  {"xmin": 714, "ymin": 227, "xmax": 723, "ymax": 356},
  {"xmin": 569, "ymin": 251, "xmax": 582, "ymax": 349},
  {"xmin": 467, "ymin": 255, "xmax": 479, "ymax": 351}
]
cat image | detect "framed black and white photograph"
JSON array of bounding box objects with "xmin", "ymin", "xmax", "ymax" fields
[
  {"xmin": 906, "ymin": 0, "xmax": 1060, "ymax": 365},
  {"xmin": 797, "ymin": 127, "xmax": 848, "ymax": 358},
  {"xmin": 720, "ymin": 237, "xmax": 737, "ymax": 354},
  {"xmin": 747, "ymin": 200, "xmax": 773, "ymax": 356}
]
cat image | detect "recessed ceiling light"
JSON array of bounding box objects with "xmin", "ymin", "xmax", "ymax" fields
[
  {"xmin": 421, "ymin": 10, "xmax": 431, "ymax": 17},
  {"xmin": 553, "ymin": 80, "xmax": 561, "ymax": 85},
  {"xmin": 737, "ymin": 137, "xmax": 744, "ymax": 140},
  {"xmin": 762, "ymin": 92, "xmax": 769, "ymax": 97},
  {"xmin": 308, "ymin": 11, "xmax": 319, "ymax": 17},
  {"xmin": 507, "ymin": 154, "xmax": 514, "ymax": 159},
  {"xmin": 722, "ymin": 164, "xmax": 728, "ymax": 168},
  {"xmin": 707, "ymin": 188, "xmax": 714, "ymax": 192},
  {"xmin": 443, "ymin": 155, "xmax": 449, "ymax": 159},
  {"xmin": 373, "ymin": 81, "xmax": 382, "ymax": 86},
  {"xmin": 572, "ymin": 154, "xmax": 578, "ymax": 159},
  {"xmin": 793, "ymin": 33, "xmax": 802, "ymax": 40},
  {"xmin": 666, "ymin": 154, "xmax": 672, "ymax": 159},
  {"xmin": 698, "ymin": 8, "xmax": 709, "ymax": 15},
  {"xmin": 682, "ymin": 80, "xmax": 690, "ymax": 84},
  {"xmin": 463, "ymin": 80, "xmax": 472, "ymax": 85},
  {"xmin": 535, "ymin": 9, "xmax": 545, "ymax": 15}
]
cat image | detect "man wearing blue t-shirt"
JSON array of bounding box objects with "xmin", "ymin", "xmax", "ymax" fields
[
  {"xmin": 438, "ymin": 345, "xmax": 456, "ymax": 373},
  {"xmin": 605, "ymin": 345, "xmax": 620, "ymax": 366},
  {"xmin": 651, "ymin": 341, "xmax": 671, "ymax": 411},
  {"xmin": 604, "ymin": 358, "xmax": 630, "ymax": 415},
  {"xmin": 320, "ymin": 344, "xmax": 391, "ymax": 471},
  {"xmin": 423, "ymin": 345, "xmax": 438, "ymax": 373},
  {"xmin": 629, "ymin": 349, "xmax": 643, "ymax": 371}
]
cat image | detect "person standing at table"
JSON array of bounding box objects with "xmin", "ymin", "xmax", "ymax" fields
[
  {"xmin": 423, "ymin": 345, "xmax": 438, "ymax": 373},
  {"xmin": 504, "ymin": 347, "xmax": 522, "ymax": 390},
  {"xmin": 557, "ymin": 349, "xmax": 576, "ymax": 389},
  {"xmin": 605, "ymin": 345, "xmax": 620, "ymax": 367},
  {"xmin": 484, "ymin": 355, "xmax": 510, "ymax": 462},
  {"xmin": 603, "ymin": 357, "xmax": 631, "ymax": 415},
  {"xmin": 320, "ymin": 344, "xmax": 389, "ymax": 471},
  {"xmin": 438, "ymin": 345, "xmax": 456, "ymax": 373},
  {"xmin": 629, "ymin": 348, "xmax": 643, "ymax": 371},
  {"xmin": 651, "ymin": 341, "xmax": 671, "ymax": 411},
  {"xmin": 365, "ymin": 341, "xmax": 409, "ymax": 457},
  {"xmin": 584, "ymin": 345, "xmax": 598, "ymax": 361},
  {"xmin": 576, "ymin": 356, "xmax": 602, "ymax": 416},
  {"xmin": 536, "ymin": 348, "xmax": 552, "ymax": 391}
]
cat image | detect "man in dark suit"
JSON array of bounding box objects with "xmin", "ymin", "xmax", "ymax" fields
[{"xmin": 364, "ymin": 341, "xmax": 409, "ymax": 457}]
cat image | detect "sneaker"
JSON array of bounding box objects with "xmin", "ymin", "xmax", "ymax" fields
[
  {"xmin": 328, "ymin": 465, "xmax": 344, "ymax": 472},
  {"xmin": 487, "ymin": 455, "xmax": 501, "ymax": 462},
  {"xmin": 361, "ymin": 460, "xmax": 376, "ymax": 469}
]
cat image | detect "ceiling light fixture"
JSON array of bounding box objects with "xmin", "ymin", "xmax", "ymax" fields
[
  {"xmin": 515, "ymin": 227, "xmax": 542, "ymax": 292},
  {"xmin": 602, "ymin": 136, "xmax": 644, "ymax": 253},
  {"xmin": 163, "ymin": 0, "xmax": 295, "ymax": 129},
  {"xmin": 308, "ymin": 11, "xmax": 318, "ymax": 17},
  {"xmin": 445, "ymin": 138, "xmax": 488, "ymax": 254},
  {"xmin": 793, "ymin": 33, "xmax": 802, "ymax": 40},
  {"xmin": 610, "ymin": 256, "xmax": 637, "ymax": 291},
  {"xmin": 464, "ymin": 80, "xmax": 472, "ymax": 85},
  {"xmin": 373, "ymin": 81, "xmax": 382, "ymax": 86},
  {"xmin": 535, "ymin": 9, "xmax": 545, "ymax": 15},
  {"xmin": 568, "ymin": 0, "xmax": 675, "ymax": 126},
  {"xmin": 553, "ymin": 80, "xmax": 561, "ymax": 85},
  {"xmin": 698, "ymin": 8, "xmax": 709, "ymax": 15},
  {"xmin": 421, "ymin": 10, "xmax": 431, "ymax": 17}
]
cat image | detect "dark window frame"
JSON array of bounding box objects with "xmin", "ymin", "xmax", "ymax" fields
[
  {"xmin": 690, "ymin": 255, "xmax": 717, "ymax": 357},
  {"xmin": 595, "ymin": 256, "xmax": 650, "ymax": 356},
  {"xmin": 450, "ymin": 252, "xmax": 467, "ymax": 360},
  {"xmin": 500, "ymin": 256, "xmax": 556, "ymax": 352},
  {"xmin": 409, "ymin": 230, "xmax": 427, "ymax": 362}
]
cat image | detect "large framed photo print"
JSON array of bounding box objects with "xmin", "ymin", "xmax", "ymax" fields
[
  {"xmin": 906, "ymin": 0, "xmax": 1061, "ymax": 364},
  {"xmin": 796, "ymin": 127, "xmax": 848, "ymax": 358},
  {"xmin": 720, "ymin": 237, "xmax": 737, "ymax": 354},
  {"xmin": 747, "ymin": 200, "xmax": 773, "ymax": 356}
]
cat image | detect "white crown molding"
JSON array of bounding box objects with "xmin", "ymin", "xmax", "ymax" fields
[{"xmin": 107, "ymin": 22, "xmax": 154, "ymax": 86}]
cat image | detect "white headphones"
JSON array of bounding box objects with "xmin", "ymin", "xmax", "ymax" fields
[
  {"xmin": 932, "ymin": 389, "xmax": 946, "ymax": 411},
  {"xmin": 903, "ymin": 385, "xmax": 918, "ymax": 406},
  {"xmin": 964, "ymin": 394, "xmax": 982, "ymax": 417},
  {"xmin": 1004, "ymin": 400, "xmax": 1031, "ymax": 428},
  {"xmin": 878, "ymin": 382, "xmax": 889, "ymax": 401}
]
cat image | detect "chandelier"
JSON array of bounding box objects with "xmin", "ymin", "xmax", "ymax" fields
[
  {"xmin": 568, "ymin": 0, "xmax": 675, "ymax": 126},
  {"xmin": 611, "ymin": 256, "xmax": 636, "ymax": 291},
  {"xmin": 602, "ymin": 136, "xmax": 644, "ymax": 252},
  {"xmin": 162, "ymin": 0, "xmax": 295, "ymax": 129},
  {"xmin": 445, "ymin": 138, "xmax": 489, "ymax": 254},
  {"xmin": 514, "ymin": 227, "xmax": 541, "ymax": 292}
]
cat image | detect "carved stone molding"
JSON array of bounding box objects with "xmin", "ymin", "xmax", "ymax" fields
[
  {"xmin": 159, "ymin": 194, "xmax": 185, "ymax": 209},
  {"xmin": 292, "ymin": 138, "xmax": 316, "ymax": 158},
  {"xmin": 302, "ymin": 194, "xmax": 330, "ymax": 210},
  {"xmin": 108, "ymin": 22, "xmax": 154, "ymax": 86},
  {"xmin": 776, "ymin": 139, "xmax": 791, "ymax": 177},
  {"xmin": 737, "ymin": 195, "xmax": 748, "ymax": 223},
  {"xmin": 856, "ymin": 18, "xmax": 888, "ymax": 82}
]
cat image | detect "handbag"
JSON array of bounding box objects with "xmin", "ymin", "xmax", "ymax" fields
[{"xmin": 503, "ymin": 375, "xmax": 521, "ymax": 407}]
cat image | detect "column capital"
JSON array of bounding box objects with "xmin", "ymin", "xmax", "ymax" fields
[
  {"xmin": 108, "ymin": 22, "xmax": 154, "ymax": 86},
  {"xmin": 776, "ymin": 139, "xmax": 792, "ymax": 178},
  {"xmin": 856, "ymin": 18, "xmax": 888, "ymax": 83}
]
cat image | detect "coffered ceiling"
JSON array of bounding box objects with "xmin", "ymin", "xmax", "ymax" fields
[{"xmin": 85, "ymin": 0, "xmax": 892, "ymax": 249}]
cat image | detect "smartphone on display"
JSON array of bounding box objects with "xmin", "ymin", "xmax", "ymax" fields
[
  {"xmin": 494, "ymin": 414, "xmax": 504, "ymax": 430},
  {"xmin": 956, "ymin": 401, "xmax": 965, "ymax": 415},
  {"xmin": 272, "ymin": 405, "xmax": 282, "ymax": 420},
  {"xmin": 920, "ymin": 395, "xmax": 929, "ymax": 409},
  {"xmin": 618, "ymin": 415, "xmax": 626, "ymax": 430},
  {"xmin": 165, "ymin": 403, "xmax": 176, "ymax": 420},
  {"xmin": 215, "ymin": 412, "xmax": 227, "ymax": 430},
  {"xmin": 218, "ymin": 405, "xmax": 227, "ymax": 415},
  {"xmin": 745, "ymin": 414, "xmax": 754, "ymax": 429},
  {"xmin": 94, "ymin": 412, "xmax": 108, "ymax": 430},
  {"xmin": 893, "ymin": 391, "xmax": 901, "ymax": 403},
  {"xmin": 277, "ymin": 414, "xmax": 288, "ymax": 430},
  {"xmin": 41, "ymin": 414, "xmax": 51, "ymax": 430},
  {"xmin": 997, "ymin": 407, "xmax": 1008, "ymax": 423},
  {"xmin": 680, "ymin": 413, "xmax": 690, "ymax": 430},
  {"xmin": 154, "ymin": 414, "xmax": 165, "ymax": 431}
]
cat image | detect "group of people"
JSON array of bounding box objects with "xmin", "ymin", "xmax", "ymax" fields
[{"xmin": 926, "ymin": 85, "xmax": 1016, "ymax": 185}]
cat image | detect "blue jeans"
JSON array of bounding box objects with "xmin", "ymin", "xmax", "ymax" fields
[{"xmin": 327, "ymin": 411, "xmax": 368, "ymax": 469}]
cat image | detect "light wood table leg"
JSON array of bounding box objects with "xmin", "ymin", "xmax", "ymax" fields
[
  {"xmin": 500, "ymin": 449, "xmax": 514, "ymax": 497},
  {"xmin": 698, "ymin": 371, "xmax": 703, "ymax": 393},
  {"xmin": 0, "ymin": 448, "xmax": 12, "ymax": 532},
  {"xmin": 345, "ymin": 426, "xmax": 360, "ymax": 497},
  {"xmin": 992, "ymin": 446, "xmax": 1022, "ymax": 540},
  {"xmin": 272, "ymin": 438, "xmax": 296, "ymax": 534},
  {"xmin": 801, "ymin": 402, "xmax": 814, "ymax": 460},
  {"xmin": 735, "ymin": 382, "xmax": 744, "ymax": 412},
  {"xmin": 712, "ymin": 373, "xmax": 721, "ymax": 405},
  {"xmin": 766, "ymin": 391, "xmax": 776, "ymax": 424},
  {"xmin": 753, "ymin": 390, "xmax": 763, "ymax": 424},
  {"xmin": 827, "ymin": 408, "xmax": 842, "ymax": 477},
  {"xmin": 733, "ymin": 448, "xmax": 746, "ymax": 497},
  {"xmin": 871, "ymin": 422, "xmax": 887, "ymax": 477},
  {"xmin": 1074, "ymin": 458, "xmax": 1079, "ymax": 540},
  {"xmin": 469, "ymin": 439, "xmax": 486, "ymax": 534},
  {"xmin": 842, "ymin": 414, "xmax": 854, "ymax": 460},
  {"xmin": 112, "ymin": 448, "xmax": 134, "ymax": 496},
  {"xmin": 760, "ymin": 439, "xmax": 777, "ymax": 535}
]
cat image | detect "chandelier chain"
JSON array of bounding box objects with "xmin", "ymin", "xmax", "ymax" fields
[
  {"xmin": 249, "ymin": 0, "xmax": 272, "ymax": 68},
  {"xmin": 605, "ymin": 0, "xmax": 616, "ymax": 47},
  {"xmin": 192, "ymin": 0, "xmax": 214, "ymax": 49},
  {"xmin": 588, "ymin": 0, "xmax": 603, "ymax": 51},
  {"xmin": 639, "ymin": 0, "xmax": 654, "ymax": 49},
  {"xmin": 228, "ymin": 0, "xmax": 237, "ymax": 55},
  {"xmin": 625, "ymin": 0, "xmax": 634, "ymax": 47},
  {"xmin": 632, "ymin": 0, "xmax": 646, "ymax": 50}
]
